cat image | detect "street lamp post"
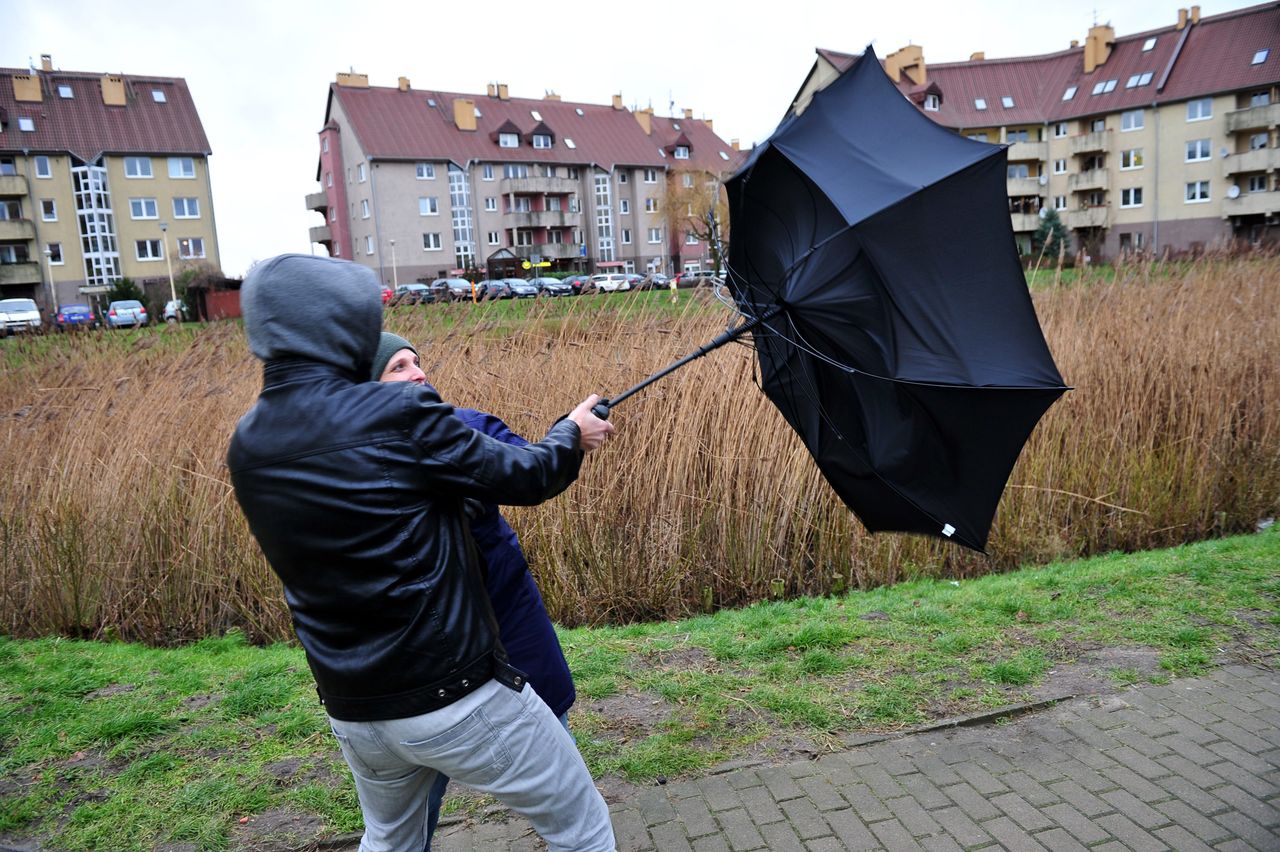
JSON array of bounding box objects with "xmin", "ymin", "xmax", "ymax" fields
[
  {"xmin": 42, "ymin": 245, "xmax": 56, "ymax": 321},
  {"xmin": 389, "ymin": 239, "xmax": 398, "ymax": 289},
  {"xmin": 158, "ymin": 222, "xmax": 177, "ymax": 305}
]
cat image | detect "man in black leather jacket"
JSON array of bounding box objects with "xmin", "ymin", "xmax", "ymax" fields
[{"xmin": 227, "ymin": 254, "xmax": 616, "ymax": 851}]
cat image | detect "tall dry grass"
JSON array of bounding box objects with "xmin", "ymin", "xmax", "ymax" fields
[{"xmin": 2, "ymin": 256, "xmax": 1277, "ymax": 642}]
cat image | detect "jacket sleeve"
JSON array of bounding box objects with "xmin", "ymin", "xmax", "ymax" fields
[
  {"xmin": 403, "ymin": 389, "xmax": 581, "ymax": 506},
  {"xmin": 453, "ymin": 407, "xmax": 531, "ymax": 449}
]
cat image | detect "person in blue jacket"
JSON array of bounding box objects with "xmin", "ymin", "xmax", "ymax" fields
[{"xmin": 372, "ymin": 332, "xmax": 577, "ymax": 846}]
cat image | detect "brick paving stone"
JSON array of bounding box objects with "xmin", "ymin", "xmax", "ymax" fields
[
  {"xmin": 1099, "ymin": 764, "xmax": 1169, "ymax": 802},
  {"xmin": 634, "ymin": 788, "xmax": 678, "ymax": 827},
  {"xmin": 796, "ymin": 775, "xmax": 848, "ymax": 812},
  {"xmin": 1154, "ymin": 774, "xmax": 1228, "ymax": 816},
  {"xmin": 1045, "ymin": 777, "xmax": 1112, "ymax": 818},
  {"xmin": 673, "ymin": 796, "xmax": 719, "ymax": 838},
  {"xmin": 972, "ymin": 751, "xmax": 1015, "ymax": 775},
  {"xmin": 1152, "ymin": 824, "xmax": 1216, "ymax": 852},
  {"xmin": 1053, "ymin": 757, "xmax": 1116, "ymax": 793},
  {"xmin": 941, "ymin": 781, "xmax": 1001, "ymax": 821},
  {"xmin": 1104, "ymin": 745, "xmax": 1173, "ymax": 780},
  {"xmin": 1099, "ymin": 788, "xmax": 1172, "ymax": 830},
  {"xmin": 1040, "ymin": 801, "xmax": 1110, "ymax": 844},
  {"xmin": 1061, "ymin": 717, "xmax": 1123, "ymax": 752},
  {"xmin": 697, "ymin": 776, "xmax": 743, "ymax": 812},
  {"xmin": 1094, "ymin": 813, "xmax": 1165, "ymax": 852},
  {"xmin": 911, "ymin": 754, "xmax": 962, "ymax": 786},
  {"xmin": 867, "ymin": 742, "xmax": 919, "ymax": 776},
  {"xmin": 840, "ymin": 748, "xmax": 881, "ymax": 768},
  {"xmin": 920, "ymin": 833, "xmax": 964, "ymax": 852},
  {"xmin": 1210, "ymin": 720, "xmax": 1276, "ymax": 755},
  {"xmin": 757, "ymin": 766, "xmax": 805, "ymax": 803},
  {"xmin": 1213, "ymin": 783, "xmax": 1280, "ymax": 827},
  {"xmin": 1210, "ymin": 699, "xmax": 1274, "ymax": 733},
  {"xmin": 779, "ymin": 797, "xmax": 832, "ymax": 842},
  {"xmin": 1208, "ymin": 758, "xmax": 1278, "ymax": 799},
  {"xmin": 990, "ymin": 791, "xmax": 1055, "ymax": 832},
  {"xmin": 715, "ymin": 807, "xmax": 766, "ymax": 852},
  {"xmin": 1164, "ymin": 733, "xmax": 1228, "ymax": 766},
  {"xmin": 952, "ymin": 762, "xmax": 1006, "ymax": 797},
  {"xmin": 1029, "ymin": 827, "xmax": 1088, "ymax": 852},
  {"xmin": 1015, "ymin": 754, "xmax": 1067, "ymax": 785},
  {"xmin": 725, "ymin": 769, "xmax": 762, "ymax": 791},
  {"xmin": 1153, "ymin": 799, "xmax": 1233, "ymax": 845},
  {"xmin": 666, "ymin": 780, "xmax": 702, "ymax": 800},
  {"xmin": 868, "ymin": 818, "xmax": 924, "ymax": 851},
  {"xmin": 900, "ymin": 772, "xmax": 951, "ymax": 810},
  {"xmin": 1213, "ymin": 809, "xmax": 1279, "ymax": 850},
  {"xmin": 929, "ymin": 805, "xmax": 991, "ymax": 848},
  {"xmin": 1163, "ymin": 697, "xmax": 1224, "ymax": 728},
  {"xmin": 1209, "ymin": 739, "xmax": 1279, "ymax": 775},
  {"xmin": 736, "ymin": 784, "xmax": 785, "ymax": 826},
  {"xmin": 811, "ymin": 754, "xmax": 860, "ymax": 789},
  {"xmin": 787, "ymin": 760, "xmax": 819, "ymax": 780},
  {"xmin": 758, "ymin": 820, "xmax": 808, "ymax": 852},
  {"xmin": 1089, "ymin": 843, "xmax": 1128, "ymax": 852},
  {"xmin": 691, "ymin": 833, "xmax": 731, "ymax": 852},
  {"xmin": 824, "ymin": 808, "xmax": 879, "ymax": 851},
  {"xmin": 1215, "ymin": 840, "xmax": 1256, "ymax": 852},
  {"xmin": 1156, "ymin": 753, "xmax": 1229, "ymax": 791},
  {"xmin": 611, "ymin": 807, "xmax": 654, "ymax": 851},
  {"xmin": 804, "ymin": 838, "xmax": 844, "ymax": 852},
  {"xmin": 999, "ymin": 770, "xmax": 1058, "ymax": 806},
  {"xmin": 882, "ymin": 794, "xmax": 941, "ymax": 838},
  {"xmin": 982, "ymin": 815, "xmax": 1049, "ymax": 852},
  {"xmin": 648, "ymin": 820, "xmax": 694, "ymax": 852},
  {"xmin": 855, "ymin": 763, "xmax": 908, "ymax": 799},
  {"xmin": 835, "ymin": 780, "xmax": 894, "ymax": 823}
]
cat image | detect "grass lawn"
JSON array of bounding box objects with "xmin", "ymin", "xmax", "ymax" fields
[{"xmin": 1, "ymin": 528, "xmax": 1276, "ymax": 850}]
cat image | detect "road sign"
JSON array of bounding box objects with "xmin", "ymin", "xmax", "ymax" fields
[
  {"xmin": 521, "ymin": 260, "xmax": 551, "ymax": 269},
  {"xmin": 531, "ymin": 254, "xmax": 542, "ymax": 264}
]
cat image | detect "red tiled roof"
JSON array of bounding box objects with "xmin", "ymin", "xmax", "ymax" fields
[
  {"xmin": 330, "ymin": 84, "xmax": 744, "ymax": 174},
  {"xmin": 0, "ymin": 67, "xmax": 211, "ymax": 161},
  {"xmin": 817, "ymin": 2, "xmax": 1279, "ymax": 128}
]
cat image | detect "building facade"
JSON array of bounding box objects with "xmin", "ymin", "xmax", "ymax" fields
[
  {"xmin": 0, "ymin": 55, "xmax": 220, "ymax": 311},
  {"xmin": 306, "ymin": 75, "xmax": 744, "ymax": 284},
  {"xmin": 792, "ymin": 3, "xmax": 1280, "ymax": 259}
]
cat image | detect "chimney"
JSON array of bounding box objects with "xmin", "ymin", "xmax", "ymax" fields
[
  {"xmin": 453, "ymin": 97, "xmax": 477, "ymax": 131},
  {"xmin": 544, "ymin": 90, "xmax": 561, "ymax": 101},
  {"xmin": 682, "ymin": 108, "xmax": 693, "ymax": 120},
  {"xmin": 335, "ymin": 72, "xmax": 369, "ymax": 88},
  {"xmin": 1190, "ymin": 5, "xmax": 1200, "ymax": 23},
  {"xmin": 884, "ymin": 44, "xmax": 927, "ymax": 85},
  {"xmin": 398, "ymin": 77, "xmax": 410, "ymax": 92},
  {"xmin": 1071, "ymin": 39, "xmax": 1079, "ymax": 48},
  {"xmin": 487, "ymin": 83, "xmax": 497, "ymax": 97},
  {"xmin": 705, "ymin": 118, "xmax": 713, "ymax": 131},
  {"xmin": 12, "ymin": 74, "xmax": 41, "ymax": 102},
  {"xmin": 1177, "ymin": 8, "xmax": 1188, "ymax": 30},
  {"xmin": 634, "ymin": 107, "xmax": 652, "ymax": 135},
  {"xmin": 731, "ymin": 138, "xmax": 740, "ymax": 151},
  {"xmin": 1083, "ymin": 24, "xmax": 1115, "ymax": 73},
  {"xmin": 101, "ymin": 74, "xmax": 125, "ymax": 106},
  {"xmin": 611, "ymin": 93, "xmax": 623, "ymax": 110},
  {"xmin": 40, "ymin": 54, "xmax": 52, "ymax": 72},
  {"xmin": 970, "ymin": 52, "xmax": 985, "ymax": 61},
  {"xmin": 497, "ymin": 83, "xmax": 509, "ymax": 100}
]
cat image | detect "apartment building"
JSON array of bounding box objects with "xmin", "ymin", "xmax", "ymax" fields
[
  {"xmin": 792, "ymin": 3, "xmax": 1280, "ymax": 258},
  {"xmin": 306, "ymin": 75, "xmax": 744, "ymax": 284},
  {"xmin": 0, "ymin": 55, "xmax": 220, "ymax": 310}
]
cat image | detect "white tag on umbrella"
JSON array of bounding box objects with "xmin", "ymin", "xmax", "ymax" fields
[{"xmin": 941, "ymin": 523, "xmax": 956, "ymax": 537}]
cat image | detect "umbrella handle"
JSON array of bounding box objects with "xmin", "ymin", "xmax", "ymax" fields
[{"xmin": 592, "ymin": 399, "xmax": 612, "ymax": 420}]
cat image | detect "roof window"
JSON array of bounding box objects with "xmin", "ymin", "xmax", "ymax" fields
[
  {"xmin": 18, "ymin": 117, "xmax": 35, "ymax": 132},
  {"xmin": 57, "ymin": 84, "xmax": 73, "ymax": 99},
  {"xmin": 974, "ymin": 97, "xmax": 987, "ymax": 110},
  {"xmin": 575, "ymin": 108, "xmax": 584, "ymax": 116},
  {"xmin": 474, "ymin": 107, "xmax": 482, "ymax": 118},
  {"xmin": 1143, "ymin": 37, "xmax": 1157, "ymax": 52},
  {"xmin": 1125, "ymin": 72, "xmax": 1154, "ymax": 88},
  {"xmin": 564, "ymin": 138, "xmax": 576, "ymax": 149},
  {"xmin": 719, "ymin": 151, "xmax": 730, "ymax": 161},
  {"xmin": 1062, "ymin": 86, "xmax": 1077, "ymax": 100},
  {"xmin": 151, "ymin": 89, "xmax": 166, "ymax": 103},
  {"xmin": 1091, "ymin": 79, "xmax": 1117, "ymax": 95},
  {"xmin": 1001, "ymin": 96, "xmax": 1014, "ymax": 108},
  {"xmin": 530, "ymin": 109, "xmax": 542, "ymax": 121},
  {"xmin": 427, "ymin": 98, "xmax": 437, "ymax": 107},
  {"xmin": 1254, "ymin": 49, "xmax": 1270, "ymax": 65}
]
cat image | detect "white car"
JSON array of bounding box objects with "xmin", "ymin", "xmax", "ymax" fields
[
  {"xmin": 589, "ymin": 273, "xmax": 631, "ymax": 293},
  {"xmin": 0, "ymin": 298, "xmax": 42, "ymax": 336}
]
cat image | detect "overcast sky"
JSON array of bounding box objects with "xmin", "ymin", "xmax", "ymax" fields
[{"xmin": 4, "ymin": 0, "xmax": 1236, "ymax": 276}]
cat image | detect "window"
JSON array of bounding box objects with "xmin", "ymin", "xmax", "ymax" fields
[
  {"xmin": 619, "ymin": 199, "xmax": 630, "ymax": 214},
  {"xmin": 17, "ymin": 117, "xmax": 35, "ymax": 132},
  {"xmin": 1185, "ymin": 181, "xmax": 1210, "ymax": 203},
  {"xmin": 1007, "ymin": 164, "xmax": 1029, "ymax": 180},
  {"xmin": 1090, "ymin": 118, "xmax": 1106, "ymax": 132},
  {"xmin": 1053, "ymin": 122, "xmax": 1068, "ymax": 138},
  {"xmin": 0, "ymin": 200, "xmax": 19, "ymax": 220},
  {"xmin": 1143, "ymin": 37, "xmax": 1157, "ymax": 51},
  {"xmin": 329, "ymin": 208, "xmax": 336, "ymax": 222},
  {"xmin": 1120, "ymin": 149, "xmax": 1143, "ymax": 170},
  {"xmin": 974, "ymin": 98, "xmax": 987, "ymax": 110},
  {"xmin": 1086, "ymin": 190, "xmax": 1105, "ymax": 207},
  {"xmin": 322, "ymin": 137, "xmax": 329, "ymax": 153},
  {"xmin": 647, "ymin": 227, "xmax": 662, "ymax": 243},
  {"xmin": 499, "ymin": 132, "xmax": 519, "ymax": 148},
  {"xmin": 1251, "ymin": 132, "xmax": 1269, "ymax": 150},
  {"xmin": 325, "ymin": 171, "xmax": 332, "ymax": 187},
  {"xmin": 1120, "ymin": 187, "xmax": 1143, "ymax": 208},
  {"xmin": 416, "ymin": 162, "xmax": 435, "ymax": 179},
  {"xmin": 57, "ymin": 84, "xmax": 73, "ymax": 98},
  {"xmin": 547, "ymin": 196, "xmax": 561, "ymax": 211},
  {"xmin": 136, "ymin": 239, "xmax": 163, "ymax": 261},
  {"xmin": 487, "ymin": 231, "xmax": 500, "ymax": 245},
  {"xmin": 503, "ymin": 164, "xmax": 529, "ymax": 179},
  {"xmin": 365, "ymin": 236, "xmax": 374, "ymax": 254},
  {"xmin": 1001, "ymin": 96, "xmax": 1014, "ymax": 108},
  {"xmin": 130, "ymin": 197, "xmax": 158, "ymax": 219},
  {"xmin": 532, "ymin": 134, "xmax": 552, "ymax": 149},
  {"xmin": 644, "ymin": 198, "xmax": 657, "ymax": 212},
  {"xmin": 46, "ymin": 242, "xmax": 63, "ymax": 264},
  {"xmin": 565, "ymin": 138, "xmax": 577, "ymax": 149},
  {"xmin": 173, "ymin": 197, "xmax": 200, "ymax": 218},
  {"xmin": 1053, "ymin": 195, "xmax": 1067, "ymax": 211},
  {"xmin": 124, "ymin": 157, "xmax": 153, "ymax": 178},
  {"xmin": 361, "ymin": 199, "xmax": 370, "ymax": 218},
  {"xmin": 966, "ymin": 133, "xmax": 988, "ymax": 142},
  {"xmin": 621, "ymin": 228, "xmax": 632, "ymax": 244},
  {"xmin": 686, "ymin": 232, "xmax": 700, "ymax": 245},
  {"xmin": 515, "ymin": 231, "xmax": 533, "ymax": 246},
  {"xmin": 1062, "ymin": 86, "xmax": 1077, "ymax": 101},
  {"xmin": 1125, "ymin": 72, "xmax": 1153, "ymax": 89},
  {"xmin": 1120, "ymin": 110, "xmax": 1144, "ymax": 131},
  {"xmin": 151, "ymin": 89, "xmax": 166, "ymax": 103},
  {"xmin": 618, "ymin": 171, "xmax": 628, "ymax": 184},
  {"xmin": 643, "ymin": 168, "xmax": 657, "ymax": 183},
  {"xmin": 419, "ymin": 197, "xmax": 439, "ymax": 216},
  {"xmin": 510, "ymin": 196, "xmax": 531, "ymax": 213},
  {"xmin": 1253, "ymin": 49, "xmax": 1270, "ymax": 65},
  {"xmin": 1247, "ymin": 175, "xmax": 1268, "ymax": 193},
  {"xmin": 484, "ymin": 197, "xmax": 497, "ymax": 211},
  {"xmin": 568, "ymin": 167, "xmax": 580, "ymax": 179},
  {"xmin": 177, "ymin": 237, "xmax": 205, "ymax": 259},
  {"xmin": 34, "ymin": 156, "xmax": 52, "ymax": 178},
  {"xmin": 924, "ymin": 94, "xmax": 939, "ymax": 111},
  {"xmin": 41, "ymin": 199, "xmax": 56, "ymax": 221},
  {"xmin": 1007, "ymin": 129, "xmax": 1030, "ymax": 143},
  {"xmin": 168, "ymin": 157, "xmax": 195, "ymax": 178},
  {"xmin": 0, "ymin": 157, "xmax": 14, "ymax": 176},
  {"xmin": 1187, "ymin": 98, "xmax": 1212, "ymax": 121},
  {"xmin": 674, "ymin": 145, "xmax": 690, "ymax": 159},
  {"xmin": 682, "ymin": 173, "xmax": 693, "ymax": 188},
  {"xmin": 1053, "ymin": 159, "xmax": 1067, "ymax": 174},
  {"xmin": 422, "ymin": 233, "xmax": 442, "ymax": 250},
  {"xmin": 1185, "ymin": 139, "xmax": 1211, "ymax": 162},
  {"xmin": 1252, "ymin": 91, "xmax": 1272, "ymax": 108},
  {"xmin": 482, "ymin": 164, "xmax": 494, "ymax": 181}
]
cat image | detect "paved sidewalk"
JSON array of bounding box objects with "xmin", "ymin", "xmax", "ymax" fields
[{"xmin": 428, "ymin": 662, "xmax": 1279, "ymax": 851}]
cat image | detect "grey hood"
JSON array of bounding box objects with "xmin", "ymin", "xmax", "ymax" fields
[{"xmin": 241, "ymin": 254, "xmax": 381, "ymax": 376}]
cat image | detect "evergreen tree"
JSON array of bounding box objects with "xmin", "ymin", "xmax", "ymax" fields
[{"xmin": 1033, "ymin": 209, "xmax": 1071, "ymax": 258}]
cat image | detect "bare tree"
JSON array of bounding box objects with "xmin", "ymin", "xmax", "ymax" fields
[{"xmin": 661, "ymin": 169, "xmax": 730, "ymax": 275}]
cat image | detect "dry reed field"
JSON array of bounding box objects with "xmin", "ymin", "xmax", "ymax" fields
[{"xmin": 2, "ymin": 256, "xmax": 1277, "ymax": 643}]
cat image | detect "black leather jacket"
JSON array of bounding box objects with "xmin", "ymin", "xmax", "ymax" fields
[{"xmin": 227, "ymin": 360, "xmax": 583, "ymax": 721}]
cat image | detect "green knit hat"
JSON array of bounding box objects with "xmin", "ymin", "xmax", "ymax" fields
[{"xmin": 371, "ymin": 332, "xmax": 418, "ymax": 380}]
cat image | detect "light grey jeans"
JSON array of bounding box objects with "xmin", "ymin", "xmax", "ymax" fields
[{"xmin": 328, "ymin": 679, "xmax": 615, "ymax": 852}]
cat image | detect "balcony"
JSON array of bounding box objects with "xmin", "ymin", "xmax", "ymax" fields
[
  {"xmin": 305, "ymin": 191, "xmax": 328, "ymax": 213},
  {"xmin": 1223, "ymin": 147, "xmax": 1280, "ymax": 177},
  {"xmin": 509, "ymin": 242, "xmax": 583, "ymax": 261},
  {"xmin": 0, "ymin": 174, "xmax": 28, "ymax": 197},
  {"xmin": 503, "ymin": 210, "xmax": 579, "ymax": 229},
  {"xmin": 1223, "ymin": 191, "xmax": 1280, "ymax": 218},
  {"xmin": 1065, "ymin": 207, "xmax": 1108, "ymax": 229},
  {"xmin": 500, "ymin": 176, "xmax": 580, "ymax": 196},
  {"xmin": 1070, "ymin": 130, "xmax": 1111, "ymax": 156},
  {"xmin": 1006, "ymin": 177, "xmax": 1043, "ymax": 197},
  {"xmin": 0, "ymin": 262, "xmax": 40, "ymax": 286},
  {"xmin": 1010, "ymin": 213, "xmax": 1042, "ymax": 232},
  {"xmin": 1006, "ymin": 141, "xmax": 1047, "ymax": 162},
  {"xmin": 1226, "ymin": 103, "xmax": 1280, "ymax": 133},
  {"xmin": 1068, "ymin": 169, "xmax": 1109, "ymax": 193},
  {"xmin": 0, "ymin": 219, "xmax": 35, "ymax": 241},
  {"xmin": 308, "ymin": 225, "xmax": 332, "ymax": 244}
]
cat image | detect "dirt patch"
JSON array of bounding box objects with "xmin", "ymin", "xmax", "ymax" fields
[
  {"xmin": 578, "ymin": 691, "xmax": 677, "ymax": 744},
  {"xmin": 84, "ymin": 684, "xmax": 137, "ymax": 700},
  {"xmin": 262, "ymin": 758, "xmax": 343, "ymax": 788},
  {"xmin": 1032, "ymin": 645, "xmax": 1163, "ymax": 700},
  {"xmin": 228, "ymin": 807, "xmax": 326, "ymax": 852},
  {"xmin": 181, "ymin": 694, "xmax": 219, "ymax": 712}
]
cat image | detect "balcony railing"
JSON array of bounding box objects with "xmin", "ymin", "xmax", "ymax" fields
[
  {"xmin": 0, "ymin": 261, "xmax": 41, "ymax": 286},
  {"xmin": 1223, "ymin": 191, "xmax": 1280, "ymax": 218},
  {"xmin": 0, "ymin": 174, "xmax": 28, "ymax": 197},
  {"xmin": 1006, "ymin": 177, "xmax": 1044, "ymax": 197},
  {"xmin": 500, "ymin": 176, "xmax": 580, "ymax": 195},
  {"xmin": 1010, "ymin": 213, "xmax": 1042, "ymax": 232},
  {"xmin": 509, "ymin": 242, "xmax": 583, "ymax": 261},
  {"xmin": 1006, "ymin": 141, "xmax": 1047, "ymax": 162},
  {"xmin": 1226, "ymin": 103, "xmax": 1280, "ymax": 133},
  {"xmin": 1065, "ymin": 206, "xmax": 1108, "ymax": 229},
  {"xmin": 1070, "ymin": 130, "xmax": 1111, "ymax": 156},
  {"xmin": 0, "ymin": 219, "xmax": 35, "ymax": 241},
  {"xmin": 1223, "ymin": 147, "xmax": 1280, "ymax": 177},
  {"xmin": 503, "ymin": 210, "xmax": 579, "ymax": 229},
  {"xmin": 309, "ymin": 225, "xmax": 333, "ymax": 244},
  {"xmin": 305, "ymin": 191, "xmax": 328, "ymax": 212},
  {"xmin": 1068, "ymin": 169, "xmax": 1110, "ymax": 193}
]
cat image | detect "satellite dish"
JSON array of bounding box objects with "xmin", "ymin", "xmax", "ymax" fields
[
  {"xmin": 1227, "ymin": 185, "xmax": 1241, "ymax": 199},
  {"xmin": 1039, "ymin": 175, "xmax": 1049, "ymax": 186},
  {"xmin": 1039, "ymin": 208, "xmax": 1048, "ymax": 218},
  {"xmin": 1221, "ymin": 147, "xmax": 1230, "ymax": 158}
]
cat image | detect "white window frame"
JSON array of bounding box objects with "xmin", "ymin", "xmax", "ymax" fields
[
  {"xmin": 619, "ymin": 199, "xmax": 630, "ymax": 214},
  {"xmin": 1061, "ymin": 87, "xmax": 1077, "ymax": 101},
  {"xmin": 924, "ymin": 94, "xmax": 939, "ymax": 111},
  {"xmin": 1052, "ymin": 159, "xmax": 1067, "ymax": 175},
  {"xmin": 1120, "ymin": 110, "xmax": 1144, "ymax": 131},
  {"xmin": 643, "ymin": 168, "xmax": 657, "ymax": 183},
  {"xmin": 57, "ymin": 84, "xmax": 73, "ymax": 99},
  {"xmin": 17, "ymin": 117, "xmax": 35, "ymax": 132},
  {"xmin": 135, "ymin": 238, "xmax": 164, "ymax": 261},
  {"xmin": 532, "ymin": 134, "xmax": 552, "ymax": 149},
  {"xmin": 130, "ymin": 197, "xmax": 158, "ymax": 219},
  {"xmin": 1053, "ymin": 195, "xmax": 1067, "ymax": 211},
  {"xmin": 177, "ymin": 237, "xmax": 205, "ymax": 259},
  {"xmin": 1185, "ymin": 139, "xmax": 1211, "ymax": 162},
  {"xmin": 416, "ymin": 162, "xmax": 435, "ymax": 180},
  {"xmin": 499, "ymin": 132, "xmax": 519, "ymax": 148},
  {"xmin": 168, "ymin": 157, "xmax": 195, "ymax": 179},
  {"xmin": 1186, "ymin": 98, "xmax": 1212, "ymax": 121},
  {"xmin": 644, "ymin": 198, "xmax": 657, "ymax": 213},
  {"xmin": 124, "ymin": 157, "xmax": 153, "ymax": 179},
  {"xmin": 682, "ymin": 174, "xmax": 693, "ymax": 188},
  {"xmin": 487, "ymin": 231, "xmax": 500, "ymax": 246},
  {"xmin": 419, "ymin": 197, "xmax": 439, "ymax": 216},
  {"xmin": 422, "ymin": 233, "xmax": 442, "ymax": 251},
  {"xmin": 1185, "ymin": 180, "xmax": 1210, "ymax": 203},
  {"xmin": 974, "ymin": 98, "xmax": 987, "ymax": 110},
  {"xmin": 484, "ymin": 197, "xmax": 497, "ymax": 212},
  {"xmin": 361, "ymin": 199, "xmax": 370, "ymax": 219},
  {"xmin": 621, "ymin": 228, "xmax": 632, "ymax": 245},
  {"xmin": 482, "ymin": 164, "xmax": 494, "ymax": 181},
  {"xmin": 1090, "ymin": 118, "xmax": 1106, "ymax": 132},
  {"xmin": 1247, "ymin": 175, "xmax": 1268, "ymax": 193},
  {"xmin": 41, "ymin": 199, "xmax": 57, "ymax": 221},
  {"xmin": 647, "ymin": 227, "xmax": 662, "ymax": 244},
  {"xmin": 325, "ymin": 171, "xmax": 333, "ymax": 187},
  {"xmin": 674, "ymin": 145, "xmax": 690, "ymax": 159},
  {"xmin": 322, "ymin": 137, "xmax": 329, "ymax": 153},
  {"xmin": 618, "ymin": 171, "xmax": 629, "ymax": 184},
  {"xmin": 1120, "ymin": 149, "xmax": 1143, "ymax": 170},
  {"xmin": 365, "ymin": 236, "xmax": 374, "ymax": 255},
  {"xmin": 1120, "ymin": 187, "xmax": 1143, "ymax": 208},
  {"xmin": 357, "ymin": 163, "xmax": 367, "ymax": 182},
  {"xmin": 685, "ymin": 232, "xmax": 700, "ymax": 245},
  {"xmin": 173, "ymin": 197, "xmax": 200, "ymax": 218},
  {"xmin": 1001, "ymin": 96, "xmax": 1014, "ymax": 108},
  {"xmin": 1053, "ymin": 122, "xmax": 1068, "ymax": 138},
  {"xmin": 34, "ymin": 156, "xmax": 52, "ymax": 178},
  {"xmin": 151, "ymin": 89, "xmax": 166, "ymax": 103},
  {"xmin": 46, "ymin": 242, "xmax": 64, "ymax": 265},
  {"xmin": 1252, "ymin": 49, "xmax": 1269, "ymax": 65}
]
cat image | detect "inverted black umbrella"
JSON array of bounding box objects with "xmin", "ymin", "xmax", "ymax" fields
[{"xmin": 595, "ymin": 46, "xmax": 1068, "ymax": 552}]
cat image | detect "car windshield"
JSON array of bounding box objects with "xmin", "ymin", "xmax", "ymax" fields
[
  {"xmin": 62, "ymin": 304, "xmax": 90, "ymax": 311},
  {"xmin": 0, "ymin": 299, "xmax": 37, "ymax": 311},
  {"xmin": 113, "ymin": 301, "xmax": 143, "ymax": 309}
]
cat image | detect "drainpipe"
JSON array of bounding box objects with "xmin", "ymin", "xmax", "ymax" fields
[
  {"xmin": 1151, "ymin": 102, "xmax": 1160, "ymax": 254},
  {"xmin": 368, "ymin": 159, "xmax": 385, "ymax": 283}
]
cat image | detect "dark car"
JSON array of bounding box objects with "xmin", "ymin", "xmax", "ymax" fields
[
  {"xmin": 675, "ymin": 270, "xmax": 724, "ymax": 288},
  {"xmin": 505, "ymin": 278, "xmax": 540, "ymax": 298},
  {"xmin": 55, "ymin": 303, "xmax": 97, "ymax": 330},
  {"xmin": 563, "ymin": 274, "xmax": 592, "ymax": 295},
  {"xmin": 478, "ymin": 279, "xmax": 511, "ymax": 300},
  {"xmin": 431, "ymin": 278, "xmax": 479, "ymax": 302},
  {"xmin": 530, "ymin": 277, "xmax": 572, "ymax": 296},
  {"xmin": 390, "ymin": 283, "xmax": 433, "ymax": 305}
]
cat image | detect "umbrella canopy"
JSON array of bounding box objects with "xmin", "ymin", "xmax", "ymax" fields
[{"xmin": 724, "ymin": 46, "xmax": 1068, "ymax": 552}]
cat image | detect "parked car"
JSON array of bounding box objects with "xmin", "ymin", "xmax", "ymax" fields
[
  {"xmin": 505, "ymin": 278, "xmax": 540, "ymax": 298},
  {"xmin": 380, "ymin": 286, "xmax": 394, "ymax": 305},
  {"xmin": 391, "ymin": 283, "xmax": 432, "ymax": 305},
  {"xmin": 0, "ymin": 298, "xmax": 42, "ymax": 336},
  {"xmin": 105, "ymin": 299, "xmax": 147, "ymax": 328},
  {"xmin": 55, "ymin": 303, "xmax": 97, "ymax": 330},
  {"xmin": 163, "ymin": 299, "xmax": 188, "ymax": 323},
  {"xmin": 589, "ymin": 273, "xmax": 631, "ymax": 293},
  {"xmin": 563, "ymin": 274, "xmax": 592, "ymax": 295},
  {"xmin": 675, "ymin": 270, "xmax": 724, "ymax": 288},
  {"xmin": 643, "ymin": 273, "xmax": 672, "ymax": 290},
  {"xmin": 431, "ymin": 278, "xmax": 478, "ymax": 302},
  {"xmin": 626, "ymin": 273, "xmax": 644, "ymax": 289},
  {"xmin": 534, "ymin": 277, "xmax": 574, "ymax": 297},
  {"xmin": 478, "ymin": 279, "xmax": 511, "ymax": 300}
]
